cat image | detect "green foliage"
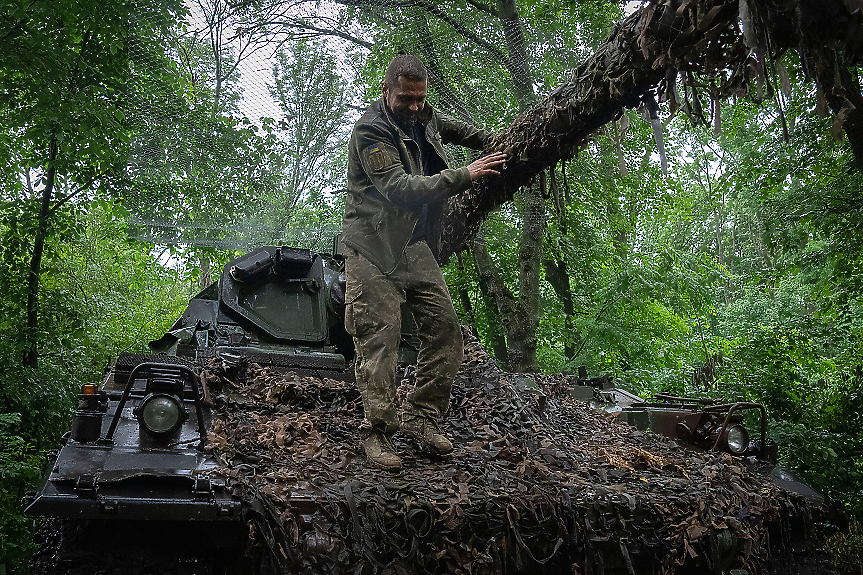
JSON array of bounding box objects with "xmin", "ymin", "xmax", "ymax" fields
[
  {"xmin": 821, "ymin": 365, "xmax": 863, "ymax": 438},
  {"xmin": 52, "ymin": 201, "xmax": 189, "ymax": 365},
  {"xmin": 0, "ymin": 197, "xmax": 186, "ymax": 571},
  {"xmin": 1, "ymin": 0, "xmax": 185, "ymax": 195},
  {"xmin": 723, "ymin": 323, "xmax": 818, "ymax": 422},
  {"xmin": 124, "ymin": 64, "xmax": 289, "ymax": 250},
  {"xmin": 828, "ymin": 520, "xmax": 863, "ymax": 575},
  {"xmin": 769, "ymin": 421, "xmax": 863, "ymax": 516},
  {"xmin": 0, "ymin": 413, "xmax": 41, "ymax": 573},
  {"xmin": 123, "ymin": 32, "xmax": 352, "ymax": 278},
  {"xmin": 266, "ymin": 38, "xmax": 351, "ymax": 247}
]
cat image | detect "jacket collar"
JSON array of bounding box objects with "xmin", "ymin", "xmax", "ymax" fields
[{"xmin": 376, "ymin": 98, "xmax": 434, "ymax": 139}]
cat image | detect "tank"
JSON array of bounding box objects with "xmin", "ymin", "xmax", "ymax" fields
[
  {"xmin": 22, "ymin": 239, "xmax": 393, "ymax": 571},
  {"xmin": 23, "ymin": 239, "xmax": 830, "ymax": 574},
  {"xmin": 568, "ymin": 372, "xmax": 822, "ymax": 503}
]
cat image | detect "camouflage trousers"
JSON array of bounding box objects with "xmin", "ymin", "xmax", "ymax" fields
[{"xmin": 344, "ymin": 241, "xmax": 463, "ymax": 435}]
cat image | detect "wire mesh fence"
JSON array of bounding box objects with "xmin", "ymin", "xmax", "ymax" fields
[{"xmin": 121, "ymin": 0, "xmax": 606, "ymax": 253}]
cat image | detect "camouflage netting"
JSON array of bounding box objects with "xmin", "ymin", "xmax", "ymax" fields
[
  {"xmin": 434, "ymin": 0, "xmax": 863, "ymax": 262},
  {"xmin": 202, "ymin": 328, "xmax": 825, "ymax": 574}
]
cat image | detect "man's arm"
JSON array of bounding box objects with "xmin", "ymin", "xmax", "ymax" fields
[
  {"xmin": 433, "ymin": 111, "xmax": 507, "ymax": 179},
  {"xmin": 435, "ymin": 110, "xmax": 493, "ymax": 150}
]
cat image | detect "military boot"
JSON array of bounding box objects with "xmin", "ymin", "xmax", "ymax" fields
[
  {"xmin": 400, "ymin": 414, "xmax": 453, "ymax": 455},
  {"xmin": 360, "ymin": 428, "xmax": 403, "ymax": 471}
]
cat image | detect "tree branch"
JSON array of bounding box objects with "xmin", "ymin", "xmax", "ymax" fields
[
  {"xmin": 50, "ymin": 175, "xmax": 104, "ymax": 214},
  {"xmin": 434, "ymin": 0, "xmax": 863, "ymax": 262},
  {"xmin": 332, "ymin": 0, "xmax": 512, "ymax": 69},
  {"xmin": 255, "ymin": 19, "xmax": 373, "ymax": 49},
  {"xmin": 465, "ymin": 0, "xmax": 498, "ymax": 17},
  {"xmin": 472, "ymin": 235, "xmax": 516, "ymax": 315}
]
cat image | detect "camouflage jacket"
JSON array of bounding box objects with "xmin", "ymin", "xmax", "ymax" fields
[{"xmin": 342, "ymin": 98, "xmax": 490, "ymax": 274}]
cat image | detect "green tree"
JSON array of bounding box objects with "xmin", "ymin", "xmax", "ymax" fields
[
  {"xmin": 1, "ymin": 0, "xmax": 183, "ymax": 368},
  {"xmin": 123, "ymin": 26, "xmax": 281, "ymax": 284},
  {"xmin": 0, "ymin": 196, "xmax": 188, "ymax": 572},
  {"xmin": 123, "ymin": 22, "xmax": 353, "ymax": 282},
  {"xmin": 235, "ymin": 0, "xmax": 622, "ymax": 370},
  {"xmin": 265, "ymin": 38, "xmax": 351, "ymax": 244},
  {"xmin": 1, "ymin": 1, "xmax": 184, "ymax": 567},
  {"xmin": 0, "ymin": 413, "xmax": 41, "ymax": 573}
]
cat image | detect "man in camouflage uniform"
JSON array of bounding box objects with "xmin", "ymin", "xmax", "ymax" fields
[{"xmin": 342, "ymin": 55, "xmax": 506, "ymax": 470}]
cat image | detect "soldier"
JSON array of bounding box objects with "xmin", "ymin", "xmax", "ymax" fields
[{"xmin": 342, "ymin": 55, "xmax": 506, "ymax": 470}]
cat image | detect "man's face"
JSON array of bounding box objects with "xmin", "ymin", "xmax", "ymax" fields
[{"xmin": 383, "ymin": 76, "xmax": 427, "ymax": 126}]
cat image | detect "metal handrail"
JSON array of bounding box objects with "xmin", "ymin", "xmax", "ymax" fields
[
  {"xmin": 101, "ymin": 362, "xmax": 207, "ymax": 449},
  {"xmin": 704, "ymin": 402, "xmax": 767, "ymax": 459}
]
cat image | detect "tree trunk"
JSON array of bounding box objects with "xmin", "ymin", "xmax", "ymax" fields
[
  {"xmin": 748, "ymin": 213, "xmax": 776, "ymax": 300},
  {"xmin": 508, "ymin": 184, "xmax": 544, "ymax": 372},
  {"xmin": 544, "ymin": 168, "xmax": 577, "ymax": 362},
  {"xmin": 452, "ymin": 253, "xmax": 477, "ymax": 330},
  {"xmin": 713, "ymin": 189, "xmax": 728, "ymax": 306},
  {"xmin": 496, "ymin": 0, "xmax": 534, "ymax": 106},
  {"xmin": 471, "ymin": 230, "xmax": 510, "ymax": 367},
  {"xmin": 753, "ymin": 211, "xmax": 773, "ymax": 273},
  {"xmin": 470, "ymin": 187, "xmax": 544, "ymax": 372},
  {"xmin": 457, "ymin": 286, "xmax": 473, "ymax": 324},
  {"xmin": 542, "ymin": 257, "xmax": 576, "ymax": 361},
  {"xmin": 729, "ymin": 213, "xmax": 737, "ymax": 292},
  {"xmin": 25, "ymin": 136, "xmax": 58, "ymax": 368},
  {"xmin": 199, "ymin": 253, "xmax": 212, "ymax": 290}
]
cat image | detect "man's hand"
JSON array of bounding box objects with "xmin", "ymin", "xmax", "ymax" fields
[{"xmin": 467, "ymin": 152, "xmax": 507, "ymax": 181}]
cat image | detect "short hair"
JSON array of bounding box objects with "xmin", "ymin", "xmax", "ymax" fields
[{"xmin": 384, "ymin": 55, "xmax": 428, "ymax": 87}]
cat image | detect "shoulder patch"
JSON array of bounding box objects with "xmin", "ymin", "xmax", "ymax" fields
[{"xmin": 364, "ymin": 143, "xmax": 392, "ymax": 172}]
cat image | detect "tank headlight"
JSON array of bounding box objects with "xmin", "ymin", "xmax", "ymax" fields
[
  {"xmin": 136, "ymin": 393, "xmax": 185, "ymax": 435},
  {"xmin": 722, "ymin": 424, "xmax": 749, "ymax": 455}
]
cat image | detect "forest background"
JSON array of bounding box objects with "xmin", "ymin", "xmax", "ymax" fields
[{"xmin": 2, "ymin": 0, "xmax": 862, "ymax": 571}]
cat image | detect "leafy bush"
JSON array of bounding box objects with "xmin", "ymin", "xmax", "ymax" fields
[
  {"xmin": 769, "ymin": 421, "xmax": 863, "ymax": 517},
  {"xmin": 0, "ymin": 413, "xmax": 41, "ymax": 573},
  {"xmin": 722, "ymin": 323, "xmax": 823, "ymax": 424},
  {"xmin": 820, "ymin": 364, "xmax": 863, "ymax": 438},
  {"xmin": 0, "ymin": 200, "xmax": 189, "ymax": 572},
  {"xmin": 828, "ymin": 520, "xmax": 863, "ymax": 575}
]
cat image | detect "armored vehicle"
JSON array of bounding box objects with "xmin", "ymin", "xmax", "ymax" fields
[
  {"xmin": 24, "ymin": 240, "xmax": 373, "ymax": 572},
  {"xmin": 24, "ymin": 240, "xmax": 825, "ymax": 574}
]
